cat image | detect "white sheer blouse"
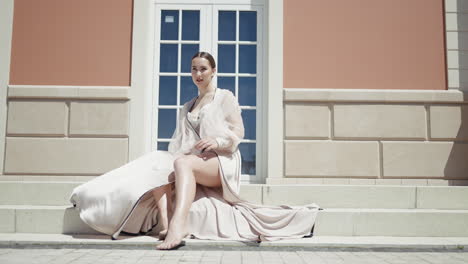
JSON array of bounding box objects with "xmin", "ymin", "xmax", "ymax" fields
[{"xmin": 168, "ymin": 88, "xmax": 245, "ymax": 156}]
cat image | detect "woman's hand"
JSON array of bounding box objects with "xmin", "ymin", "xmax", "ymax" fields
[{"xmin": 194, "ymin": 137, "xmax": 219, "ymax": 152}]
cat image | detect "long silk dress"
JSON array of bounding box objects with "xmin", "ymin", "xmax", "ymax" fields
[{"xmin": 70, "ymin": 88, "xmax": 319, "ymax": 241}]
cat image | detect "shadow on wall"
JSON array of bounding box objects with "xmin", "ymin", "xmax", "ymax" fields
[
  {"xmin": 444, "ymin": 103, "xmax": 468, "ymax": 185},
  {"xmin": 444, "ymin": 2, "xmax": 468, "ymax": 186}
]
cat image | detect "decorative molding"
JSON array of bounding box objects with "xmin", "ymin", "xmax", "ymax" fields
[
  {"xmin": 7, "ymin": 85, "xmax": 130, "ymax": 100},
  {"xmin": 154, "ymin": 0, "xmax": 265, "ymax": 5},
  {"xmin": 0, "ymin": 0, "xmax": 15, "ymax": 175},
  {"xmin": 284, "ymin": 88, "xmax": 468, "ymax": 103},
  {"xmin": 266, "ymin": 0, "xmax": 284, "ymax": 180},
  {"xmin": 128, "ymin": 0, "xmax": 155, "ymax": 161}
]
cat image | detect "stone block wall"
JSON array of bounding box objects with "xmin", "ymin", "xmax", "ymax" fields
[
  {"xmin": 2, "ymin": 86, "xmax": 129, "ymax": 178},
  {"xmin": 271, "ymin": 89, "xmax": 468, "ymax": 186}
]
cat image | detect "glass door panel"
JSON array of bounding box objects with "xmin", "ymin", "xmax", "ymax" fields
[
  {"xmin": 154, "ymin": 4, "xmax": 263, "ymax": 183},
  {"xmin": 214, "ymin": 7, "xmax": 261, "ymax": 181},
  {"xmin": 155, "ymin": 7, "xmax": 203, "ymax": 151}
]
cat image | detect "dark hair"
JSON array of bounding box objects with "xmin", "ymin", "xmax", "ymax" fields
[{"xmin": 191, "ymin": 51, "xmax": 216, "ymax": 69}]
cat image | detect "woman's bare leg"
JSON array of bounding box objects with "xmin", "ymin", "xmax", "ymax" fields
[
  {"xmin": 156, "ymin": 193, "xmax": 169, "ymax": 237},
  {"xmin": 157, "ymin": 152, "xmax": 221, "ymax": 250},
  {"xmin": 158, "ymin": 183, "xmax": 174, "ymax": 240},
  {"xmin": 151, "ymin": 186, "xmax": 169, "ymax": 236}
]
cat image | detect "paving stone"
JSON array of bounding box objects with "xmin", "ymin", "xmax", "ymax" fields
[{"xmin": 1, "ymin": 248, "xmax": 468, "ymax": 264}]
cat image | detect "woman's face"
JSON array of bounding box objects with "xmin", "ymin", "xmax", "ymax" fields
[{"xmin": 191, "ymin": 57, "xmax": 216, "ymax": 88}]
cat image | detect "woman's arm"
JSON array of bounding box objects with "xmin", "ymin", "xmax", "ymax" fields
[
  {"xmin": 215, "ymin": 91, "xmax": 245, "ymax": 153},
  {"xmin": 194, "ymin": 91, "xmax": 245, "ymax": 154}
]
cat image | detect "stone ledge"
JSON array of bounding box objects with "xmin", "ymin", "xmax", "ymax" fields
[
  {"xmin": 1, "ymin": 233, "xmax": 468, "ymax": 250},
  {"xmin": 8, "ymin": 85, "xmax": 130, "ymax": 100},
  {"xmin": 284, "ymin": 88, "xmax": 467, "ymax": 103},
  {"xmin": 2, "ymin": 206, "xmax": 468, "ymax": 236}
]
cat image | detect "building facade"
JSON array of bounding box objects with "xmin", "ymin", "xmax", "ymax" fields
[{"xmin": 0, "ymin": 0, "xmax": 467, "ymax": 186}]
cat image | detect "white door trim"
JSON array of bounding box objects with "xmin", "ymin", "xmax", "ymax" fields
[
  {"xmin": 129, "ymin": 0, "xmax": 157, "ymax": 160},
  {"xmin": 265, "ymin": 0, "xmax": 284, "ymax": 181}
]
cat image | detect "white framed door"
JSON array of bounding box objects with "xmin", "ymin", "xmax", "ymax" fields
[{"xmin": 152, "ymin": 1, "xmax": 265, "ymax": 183}]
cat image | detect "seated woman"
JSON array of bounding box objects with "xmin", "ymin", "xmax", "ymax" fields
[{"xmin": 70, "ymin": 51, "xmax": 319, "ymax": 250}]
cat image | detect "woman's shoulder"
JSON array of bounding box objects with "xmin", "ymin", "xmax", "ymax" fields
[{"xmin": 216, "ymin": 88, "xmax": 236, "ymax": 99}]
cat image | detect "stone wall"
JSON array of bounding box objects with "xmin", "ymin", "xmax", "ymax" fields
[
  {"xmin": 269, "ymin": 89, "xmax": 468, "ymax": 186},
  {"xmin": 2, "ymin": 86, "xmax": 129, "ymax": 179}
]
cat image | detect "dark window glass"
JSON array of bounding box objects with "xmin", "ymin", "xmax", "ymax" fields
[
  {"xmin": 217, "ymin": 77, "xmax": 235, "ymax": 95},
  {"xmin": 218, "ymin": 11, "xmax": 236, "ymax": 41},
  {"xmin": 161, "ymin": 10, "xmax": 179, "ymax": 40},
  {"xmin": 218, "ymin": 44, "xmax": 236, "ymax": 73},
  {"xmin": 239, "ymin": 11, "xmax": 256, "ymax": 41},
  {"xmin": 158, "ymin": 109, "xmax": 177, "ymax": 138},
  {"xmin": 181, "ymin": 44, "xmax": 199, "ymax": 73},
  {"xmin": 239, "ymin": 143, "xmax": 256, "ymax": 175},
  {"xmin": 182, "ymin": 10, "xmax": 200, "ymax": 41},
  {"xmin": 160, "ymin": 44, "xmax": 178, "ymax": 73},
  {"xmin": 239, "ymin": 45, "xmax": 256, "ymax": 74},
  {"xmin": 158, "ymin": 76, "xmax": 177, "ymax": 105},
  {"xmin": 180, "ymin": 76, "xmax": 198, "ymax": 104},
  {"xmin": 238, "ymin": 77, "xmax": 256, "ymax": 106},
  {"xmin": 157, "ymin": 142, "xmax": 169, "ymax": 151},
  {"xmin": 241, "ymin": 109, "xmax": 256, "ymax": 140}
]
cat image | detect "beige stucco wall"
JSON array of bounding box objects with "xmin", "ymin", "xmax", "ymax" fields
[
  {"xmin": 9, "ymin": 0, "xmax": 133, "ymax": 86},
  {"xmin": 283, "ymin": 0, "xmax": 447, "ymax": 90}
]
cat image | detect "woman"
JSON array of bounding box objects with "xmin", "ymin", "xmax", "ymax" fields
[{"xmin": 70, "ymin": 52, "xmax": 319, "ymax": 250}]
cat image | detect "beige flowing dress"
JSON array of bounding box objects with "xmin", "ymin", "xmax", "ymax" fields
[{"xmin": 70, "ymin": 88, "xmax": 319, "ymax": 241}]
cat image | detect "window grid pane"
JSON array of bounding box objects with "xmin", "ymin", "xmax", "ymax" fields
[
  {"xmin": 158, "ymin": 9, "xmax": 200, "ymax": 144},
  {"xmin": 217, "ymin": 9, "xmax": 258, "ymax": 177},
  {"xmin": 181, "ymin": 44, "xmax": 200, "ymax": 73},
  {"xmin": 157, "ymin": 8, "xmax": 260, "ymax": 180},
  {"xmin": 157, "ymin": 141, "xmax": 169, "ymax": 151},
  {"xmin": 161, "ymin": 10, "xmax": 179, "ymax": 40},
  {"xmin": 239, "ymin": 11, "xmax": 257, "ymax": 41},
  {"xmin": 239, "ymin": 143, "xmax": 256, "ymax": 175},
  {"xmin": 218, "ymin": 11, "xmax": 236, "ymax": 41},
  {"xmin": 182, "ymin": 10, "xmax": 200, "ymax": 41},
  {"xmin": 159, "ymin": 76, "xmax": 177, "ymax": 105}
]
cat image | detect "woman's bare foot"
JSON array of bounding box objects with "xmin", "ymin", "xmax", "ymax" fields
[
  {"xmin": 158, "ymin": 229, "xmax": 167, "ymax": 240},
  {"xmin": 156, "ymin": 218, "xmax": 189, "ymax": 250}
]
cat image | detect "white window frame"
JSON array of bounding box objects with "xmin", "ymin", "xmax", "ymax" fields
[
  {"xmin": 152, "ymin": 5, "xmax": 210, "ymax": 151},
  {"xmin": 212, "ymin": 4, "xmax": 265, "ymax": 183},
  {"xmin": 151, "ymin": 0, "xmax": 266, "ymax": 183}
]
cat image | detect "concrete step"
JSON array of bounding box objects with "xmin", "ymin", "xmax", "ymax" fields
[
  {"xmin": 1, "ymin": 181, "xmax": 468, "ymax": 209},
  {"xmin": 0, "ymin": 205, "xmax": 98, "ymax": 235},
  {"xmin": 1, "ymin": 233, "xmax": 468, "ymax": 250},
  {"xmin": 1, "ymin": 206, "xmax": 468, "ymax": 237}
]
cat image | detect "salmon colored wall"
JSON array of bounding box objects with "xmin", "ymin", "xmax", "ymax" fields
[
  {"xmin": 284, "ymin": 0, "xmax": 447, "ymax": 90},
  {"xmin": 9, "ymin": 0, "xmax": 133, "ymax": 86}
]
